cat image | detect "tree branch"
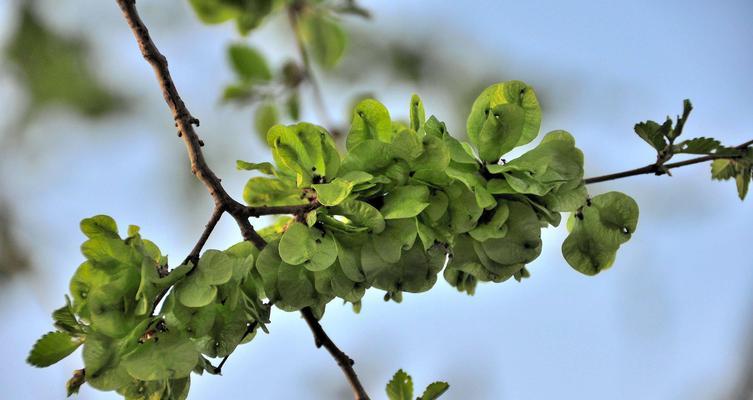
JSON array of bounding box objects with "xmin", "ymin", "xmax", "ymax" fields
[
  {"xmin": 584, "ymin": 139, "xmax": 753, "ymax": 185},
  {"xmin": 114, "ymin": 0, "xmax": 265, "ymax": 249},
  {"xmin": 245, "ymin": 200, "xmax": 321, "ymax": 218},
  {"xmin": 301, "ymin": 307, "xmax": 371, "ymax": 400},
  {"xmin": 182, "ymin": 205, "xmax": 224, "ymax": 266},
  {"xmin": 115, "ymin": 2, "xmax": 370, "ymax": 398},
  {"xmin": 216, "ymin": 321, "xmax": 259, "ymax": 374}
]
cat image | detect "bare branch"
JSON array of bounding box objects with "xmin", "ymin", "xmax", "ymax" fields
[
  {"xmin": 246, "ymin": 200, "xmax": 321, "ymax": 218},
  {"xmin": 301, "ymin": 308, "xmax": 371, "ymax": 400},
  {"xmin": 584, "ymin": 139, "xmax": 753, "ymax": 185},
  {"xmin": 114, "ymin": 0, "xmax": 265, "ymax": 249},
  {"xmin": 182, "ymin": 206, "xmax": 224, "ymax": 266}
]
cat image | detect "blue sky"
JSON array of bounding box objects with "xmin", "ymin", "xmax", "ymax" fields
[{"xmin": 1, "ymin": 0, "xmax": 752, "ymax": 399}]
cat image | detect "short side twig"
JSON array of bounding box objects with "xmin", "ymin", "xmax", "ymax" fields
[
  {"xmin": 584, "ymin": 139, "xmax": 753, "ymax": 185},
  {"xmin": 301, "ymin": 307, "xmax": 371, "ymax": 400}
]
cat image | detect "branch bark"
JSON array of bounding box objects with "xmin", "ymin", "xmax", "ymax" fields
[
  {"xmin": 584, "ymin": 139, "xmax": 753, "ymax": 185},
  {"xmin": 245, "ymin": 200, "xmax": 321, "ymax": 218},
  {"xmin": 301, "ymin": 307, "xmax": 371, "ymax": 400},
  {"xmin": 182, "ymin": 205, "xmax": 224, "ymax": 266},
  {"xmin": 114, "ymin": 0, "xmax": 265, "ymax": 249},
  {"xmin": 114, "ymin": 2, "xmax": 370, "ymax": 398}
]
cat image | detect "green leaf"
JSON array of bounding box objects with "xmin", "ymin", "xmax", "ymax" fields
[
  {"xmin": 52, "ymin": 297, "xmax": 84, "ymax": 335},
  {"xmin": 469, "ymin": 201, "xmax": 510, "ymax": 242},
  {"xmin": 177, "ymin": 250, "xmax": 235, "ymax": 307},
  {"xmin": 279, "ymin": 223, "xmax": 338, "ymax": 271},
  {"xmin": 300, "ymin": 12, "xmax": 347, "ymax": 69},
  {"xmin": 255, "ymin": 102, "xmax": 278, "ymax": 138},
  {"xmin": 222, "ymin": 83, "xmax": 253, "ymax": 102},
  {"xmin": 313, "ymin": 178, "xmax": 355, "ymax": 206},
  {"xmin": 332, "ymin": 199, "xmax": 386, "ymax": 234},
  {"xmin": 196, "ymin": 250, "xmax": 235, "ymax": 285},
  {"xmin": 267, "ymin": 123, "xmax": 341, "ymax": 185},
  {"xmin": 80, "ymin": 215, "xmax": 119, "ymax": 239},
  {"xmin": 391, "ymin": 129, "xmax": 424, "ymax": 162},
  {"xmin": 234, "ymin": 0, "xmax": 274, "ymax": 34},
  {"xmin": 386, "ymin": 369, "xmax": 413, "ymax": 400},
  {"xmin": 363, "ymin": 243, "xmax": 444, "ymax": 294},
  {"xmin": 487, "ymin": 130, "xmax": 584, "ymax": 196},
  {"xmin": 446, "ymin": 183, "xmax": 483, "ymax": 234},
  {"xmin": 410, "ymin": 94, "xmax": 425, "ymax": 132},
  {"xmin": 562, "ymin": 191, "xmax": 639, "ymax": 275},
  {"xmin": 27, "ymin": 331, "xmax": 83, "ymax": 367},
  {"xmin": 381, "ymin": 186, "xmax": 430, "ymax": 219},
  {"xmin": 286, "ymin": 91, "xmax": 301, "ymax": 120},
  {"xmin": 243, "ymin": 177, "xmax": 307, "ymax": 207},
  {"xmin": 279, "ymin": 222, "xmax": 315, "ymax": 265},
  {"xmin": 122, "ymin": 331, "xmax": 198, "ymax": 381},
  {"xmin": 228, "ymin": 43, "xmax": 271, "ymax": 82},
  {"xmin": 236, "ymin": 160, "xmax": 275, "ymax": 175},
  {"xmin": 634, "ymin": 120, "xmax": 670, "ymax": 152},
  {"xmin": 413, "ymin": 135, "xmax": 451, "ymax": 173},
  {"xmin": 347, "ymin": 99, "xmax": 393, "ymax": 150},
  {"xmin": 188, "ymin": 0, "xmax": 239, "ymax": 24},
  {"xmin": 466, "ymin": 81, "xmax": 542, "ymax": 161},
  {"xmin": 419, "ymin": 382, "xmax": 450, "ymax": 400},
  {"xmin": 711, "ymin": 158, "xmax": 737, "ymax": 180},
  {"xmin": 675, "ymin": 137, "xmax": 721, "ymax": 154},
  {"xmin": 737, "ymin": 168, "xmax": 751, "ymax": 200},
  {"xmin": 480, "ymin": 201, "xmax": 541, "ymax": 265}
]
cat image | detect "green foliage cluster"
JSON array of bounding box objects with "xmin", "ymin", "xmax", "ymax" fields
[
  {"xmin": 29, "ymin": 80, "xmax": 643, "ymax": 398},
  {"xmin": 244, "ymin": 81, "xmax": 639, "ymax": 301},
  {"xmin": 29, "ymin": 216, "xmax": 269, "ymax": 399}
]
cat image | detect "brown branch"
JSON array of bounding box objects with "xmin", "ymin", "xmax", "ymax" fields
[
  {"xmin": 245, "ymin": 200, "xmax": 321, "ymax": 218},
  {"xmin": 301, "ymin": 307, "xmax": 371, "ymax": 400},
  {"xmin": 114, "ymin": 0, "xmax": 265, "ymax": 249},
  {"xmin": 182, "ymin": 205, "xmax": 224, "ymax": 266},
  {"xmin": 584, "ymin": 139, "xmax": 753, "ymax": 185},
  {"xmin": 115, "ymin": 2, "xmax": 370, "ymax": 398}
]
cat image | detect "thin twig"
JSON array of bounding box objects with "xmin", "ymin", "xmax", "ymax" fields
[
  {"xmin": 182, "ymin": 205, "xmax": 224, "ymax": 266},
  {"xmin": 216, "ymin": 321, "xmax": 259, "ymax": 374},
  {"xmin": 584, "ymin": 139, "xmax": 753, "ymax": 185},
  {"xmin": 301, "ymin": 307, "xmax": 371, "ymax": 400},
  {"xmin": 246, "ymin": 200, "xmax": 321, "ymax": 218},
  {"xmin": 114, "ymin": 0, "xmax": 266, "ymax": 249},
  {"xmin": 115, "ymin": 2, "xmax": 371, "ymax": 398},
  {"xmin": 287, "ymin": 3, "xmax": 335, "ymax": 131}
]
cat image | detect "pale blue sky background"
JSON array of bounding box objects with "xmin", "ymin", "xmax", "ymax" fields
[{"xmin": 1, "ymin": 0, "xmax": 752, "ymax": 399}]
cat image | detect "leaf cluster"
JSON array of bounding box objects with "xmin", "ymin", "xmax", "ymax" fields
[
  {"xmin": 30, "ymin": 81, "xmax": 643, "ymax": 398},
  {"xmin": 29, "ymin": 216, "xmax": 269, "ymax": 399},
  {"xmin": 243, "ymin": 81, "xmax": 639, "ymax": 302},
  {"xmin": 634, "ymin": 100, "xmax": 752, "ymax": 199}
]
